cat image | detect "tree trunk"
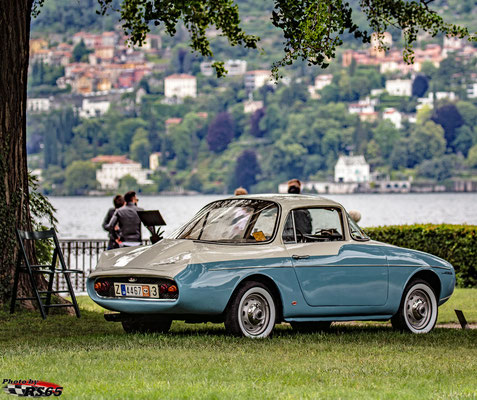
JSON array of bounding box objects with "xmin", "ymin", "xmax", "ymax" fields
[{"xmin": 0, "ymin": 0, "xmax": 41, "ymax": 306}]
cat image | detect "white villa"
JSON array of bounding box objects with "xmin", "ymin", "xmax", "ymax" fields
[
  {"xmin": 244, "ymin": 70, "xmax": 272, "ymax": 91},
  {"xmin": 243, "ymin": 99, "xmax": 264, "ymax": 114},
  {"xmin": 334, "ymin": 155, "xmax": 370, "ymax": 183},
  {"xmin": 27, "ymin": 98, "xmax": 51, "ymax": 113},
  {"xmin": 468, "ymin": 83, "xmax": 477, "ymax": 99},
  {"xmin": 385, "ymin": 79, "xmax": 413, "ymax": 97},
  {"xmin": 149, "ymin": 152, "xmax": 161, "ymax": 171},
  {"xmin": 200, "ymin": 59, "xmax": 247, "ymax": 76},
  {"xmin": 92, "ymin": 155, "xmax": 152, "ymax": 190},
  {"xmin": 382, "ymin": 107, "xmax": 402, "ymax": 129},
  {"xmin": 164, "ymin": 74, "xmax": 197, "ymax": 99},
  {"xmin": 79, "ymin": 98, "xmax": 110, "ymax": 118}
]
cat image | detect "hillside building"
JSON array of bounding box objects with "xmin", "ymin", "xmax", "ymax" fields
[
  {"xmin": 385, "ymin": 79, "xmax": 412, "ymax": 97},
  {"xmin": 200, "ymin": 59, "xmax": 247, "ymax": 76},
  {"xmin": 370, "ymin": 32, "xmax": 393, "ymax": 58},
  {"xmin": 92, "ymin": 155, "xmax": 152, "ymax": 190},
  {"xmin": 243, "ymin": 99, "xmax": 263, "ymax": 114},
  {"xmin": 334, "ymin": 155, "xmax": 370, "ymax": 183},
  {"xmin": 164, "ymin": 74, "xmax": 197, "ymax": 99},
  {"xmin": 382, "ymin": 108, "xmax": 402, "ymax": 129},
  {"xmin": 149, "ymin": 152, "xmax": 162, "ymax": 171},
  {"xmin": 27, "ymin": 98, "xmax": 51, "ymax": 113},
  {"xmin": 244, "ymin": 70, "xmax": 272, "ymax": 91},
  {"xmin": 468, "ymin": 83, "xmax": 477, "ymax": 98},
  {"xmin": 79, "ymin": 98, "xmax": 110, "ymax": 118}
]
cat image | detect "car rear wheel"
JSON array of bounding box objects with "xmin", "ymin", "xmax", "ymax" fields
[
  {"xmin": 121, "ymin": 315, "xmax": 172, "ymax": 334},
  {"xmin": 391, "ymin": 279, "xmax": 438, "ymax": 333},
  {"xmin": 225, "ymin": 281, "xmax": 276, "ymax": 338},
  {"xmin": 290, "ymin": 321, "xmax": 332, "ymax": 333}
]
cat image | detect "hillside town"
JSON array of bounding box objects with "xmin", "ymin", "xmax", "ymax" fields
[
  {"xmin": 27, "ymin": 21, "xmax": 477, "ymax": 195},
  {"xmin": 28, "ymin": 29, "xmax": 477, "ymax": 114}
]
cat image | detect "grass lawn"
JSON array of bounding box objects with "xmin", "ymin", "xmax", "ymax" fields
[{"xmin": 1, "ymin": 289, "xmax": 476, "ymax": 399}]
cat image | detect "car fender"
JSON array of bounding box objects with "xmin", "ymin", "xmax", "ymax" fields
[
  {"xmin": 175, "ymin": 258, "xmax": 305, "ymax": 317},
  {"xmin": 389, "ymin": 266, "xmax": 452, "ymax": 313},
  {"xmin": 225, "ymin": 269, "xmax": 308, "ymax": 320}
]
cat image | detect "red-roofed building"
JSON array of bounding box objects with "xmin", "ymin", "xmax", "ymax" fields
[
  {"xmin": 73, "ymin": 32, "xmax": 101, "ymax": 49},
  {"xmin": 91, "ymin": 155, "xmax": 132, "ymax": 164},
  {"xmin": 165, "ymin": 118, "xmax": 182, "ymax": 134},
  {"xmin": 359, "ymin": 111, "xmax": 378, "ymax": 122},
  {"xmin": 92, "ymin": 155, "xmax": 152, "ymax": 189},
  {"xmin": 118, "ymin": 71, "xmax": 135, "ymax": 88}
]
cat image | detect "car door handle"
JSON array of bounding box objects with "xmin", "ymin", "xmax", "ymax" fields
[{"xmin": 292, "ymin": 255, "xmax": 310, "ymax": 260}]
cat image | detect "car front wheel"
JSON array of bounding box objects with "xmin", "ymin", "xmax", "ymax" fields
[
  {"xmin": 391, "ymin": 279, "xmax": 438, "ymax": 333},
  {"xmin": 225, "ymin": 281, "xmax": 276, "ymax": 338}
]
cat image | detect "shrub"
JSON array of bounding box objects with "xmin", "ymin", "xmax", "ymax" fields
[{"xmin": 366, "ymin": 224, "xmax": 477, "ymax": 288}]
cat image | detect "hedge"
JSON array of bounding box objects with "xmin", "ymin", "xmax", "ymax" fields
[{"xmin": 365, "ymin": 224, "xmax": 477, "ymax": 288}]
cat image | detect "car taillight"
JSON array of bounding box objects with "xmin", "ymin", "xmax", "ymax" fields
[
  {"xmin": 159, "ymin": 283, "xmax": 178, "ymax": 295},
  {"xmin": 159, "ymin": 283, "xmax": 169, "ymax": 294},
  {"xmin": 168, "ymin": 285, "xmax": 178, "ymax": 293},
  {"xmin": 94, "ymin": 280, "xmax": 110, "ymax": 296}
]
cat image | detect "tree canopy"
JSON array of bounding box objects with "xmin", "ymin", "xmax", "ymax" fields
[{"xmin": 93, "ymin": 0, "xmax": 475, "ymax": 77}]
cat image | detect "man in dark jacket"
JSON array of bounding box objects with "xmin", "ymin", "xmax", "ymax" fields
[
  {"xmin": 287, "ymin": 178, "xmax": 312, "ymax": 236},
  {"xmin": 102, "ymin": 195, "xmax": 125, "ymax": 249},
  {"xmin": 106, "ymin": 191, "xmax": 143, "ymax": 246}
]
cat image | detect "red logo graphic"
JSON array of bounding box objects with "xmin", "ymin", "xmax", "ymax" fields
[{"xmin": 2, "ymin": 379, "xmax": 63, "ymax": 397}]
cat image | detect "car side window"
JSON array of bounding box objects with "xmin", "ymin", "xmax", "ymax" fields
[
  {"xmin": 282, "ymin": 212, "xmax": 296, "ymax": 243},
  {"xmin": 285, "ymin": 207, "xmax": 344, "ymax": 243}
]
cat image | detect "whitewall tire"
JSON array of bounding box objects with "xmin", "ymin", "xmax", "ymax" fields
[
  {"xmin": 225, "ymin": 281, "xmax": 276, "ymax": 338},
  {"xmin": 391, "ymin": 280, "xmax": 438, "ymax": 333}
]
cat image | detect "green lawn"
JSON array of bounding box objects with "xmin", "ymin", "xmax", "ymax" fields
[
  {"xmin": 437, "ymin": 288, "xmax": 477, "ymax": 324},
  {"xmin": 1, "ymin": 290, "xmax": 476, "ymax": 399}
]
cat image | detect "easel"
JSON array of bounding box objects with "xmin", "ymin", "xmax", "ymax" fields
[{"xmin": 138, "ymin": 210, "xmax": 167, "ymax": 244}]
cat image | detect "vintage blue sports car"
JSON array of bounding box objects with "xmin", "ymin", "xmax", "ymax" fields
[{"xmin": 87, "ymin": 195, "xmax": 455, "ymax": 338}]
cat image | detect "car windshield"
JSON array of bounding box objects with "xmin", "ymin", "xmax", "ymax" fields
[
  {"xmin": 176, "ymin": 199, "xmax": 279, "ymax": 243},
  {"xmin": 347, "ymin": 213, "xmax": 370, "ymax": 241}
]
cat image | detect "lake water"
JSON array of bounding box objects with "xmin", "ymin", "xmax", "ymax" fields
[{"xmin": 49, "ymin": 193, "xmax": 477, "ymax": 239}]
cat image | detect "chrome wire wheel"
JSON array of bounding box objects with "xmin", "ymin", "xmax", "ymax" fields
[{"xmin": 392, "ymin": 280, "xmax": 438, "ymax": 334}]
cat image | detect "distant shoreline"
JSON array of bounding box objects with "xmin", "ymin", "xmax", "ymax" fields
[{"xmin": 47, "ymin": 191, "xmax": 477, "ymax": 197}]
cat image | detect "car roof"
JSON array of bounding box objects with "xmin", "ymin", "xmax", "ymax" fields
[{"xmin": 225, "ymin": 193, "xmax": 344, "ymax": 210}]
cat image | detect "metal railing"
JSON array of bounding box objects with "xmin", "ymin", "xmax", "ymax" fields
[
  {"xmin": 57, "ymin": 239, "xmax": 149, "ymax": 293},
  {"xmin": 58, "ymin": 239, "xmax": 108, "ymax": 293}
]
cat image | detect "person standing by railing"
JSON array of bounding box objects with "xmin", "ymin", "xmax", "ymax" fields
[
  {"xmin": 102, "ymin": 194, "xmax": 125, "ymax": 250},
  {"xmin": 106, "ymin": 191, "xmax": 143, "ymax": 247}
]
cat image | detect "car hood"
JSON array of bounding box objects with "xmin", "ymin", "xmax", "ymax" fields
[
  {"xmin": 373, "ymin": 240, "xmax": 453, "ymax": 269},
  {"xmin": 89, "ymin": 239, "xmax": 197, "ymax": 279}
]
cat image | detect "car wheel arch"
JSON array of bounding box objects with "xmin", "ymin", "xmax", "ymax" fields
[
  {"xmin": 225, "ymin": 274, "xmax": 284, "ymax": 323},
  {"xmin": 404, "ymin": 269, "xmax": 441, "ymax": 301}
]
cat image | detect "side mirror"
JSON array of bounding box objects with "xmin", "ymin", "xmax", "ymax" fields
[{"xmin": 348, "ymin": 210, "xmax": 361, "ymax": 223}]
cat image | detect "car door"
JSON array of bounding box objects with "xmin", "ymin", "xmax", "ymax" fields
[{"xmin": 283, "ymin": 207, "xmax": 388, "ymax": 307}]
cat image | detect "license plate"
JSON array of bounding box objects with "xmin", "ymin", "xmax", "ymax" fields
[{"xmin": 113, "ymin": 283, "xmax": 159, "ymax": 298}]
